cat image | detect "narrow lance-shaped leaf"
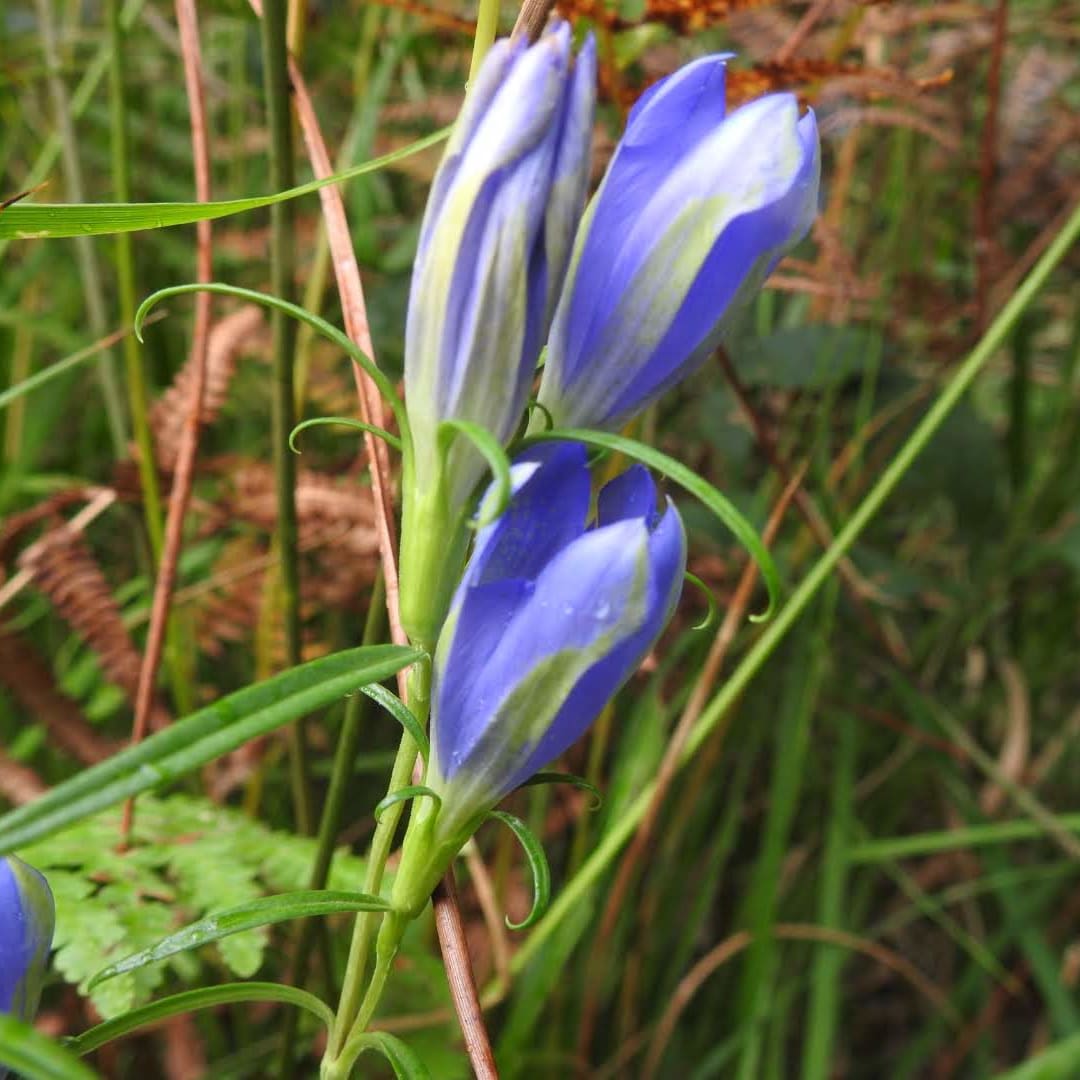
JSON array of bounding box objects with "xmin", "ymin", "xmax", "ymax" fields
[
  {"xmin": 69, "ymin": 983, "xmax": 335, "ymax": 1055},
  {"xmin": 89, "ymin": 891, "xmax": 391, "ymax": 987},
  {"xmin": 0, "ymin": 129, "xmax": 449, "ymax": 239},
  {"xmin": 338, "ymin": 1031, "xmax": 433, "ymax": 1080},
  {"xmin": 0, "ymin": 645, "xmax": 422, "ymax": 854}
]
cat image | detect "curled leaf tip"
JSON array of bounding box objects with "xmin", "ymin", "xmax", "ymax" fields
[
  {"xmin": 437, "ymin": 419, "xmax": 513, "ymax": 529},
  {"xmin": 525, "ymin": 398, "xmax": 555, "ymax": 433},
  {"xmin": 486, "ymin": 810, "xmax": 551, "ymax": 929},
  {"xmin": 684, "ymin": 571, "xmax": 719, "ymax": 631},
  {"xmin": 520, "ymin": 771, "xmax": 602, "ymax": 810},
  {"xmin": 288, "ymin": 416, "xmax": 404, "ymax": 455}
]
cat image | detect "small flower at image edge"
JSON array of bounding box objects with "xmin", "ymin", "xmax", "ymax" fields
[
  {"xmin": 399, "ymin": 24, "xmax": 596, "ymax": 649},
  {"xmin": 0, "ymin": 855, "xmax": 55, "ymax": 1023},
  {"xmin": 536, "ymin": 56, "xmax": 821, "ymax": 430}
]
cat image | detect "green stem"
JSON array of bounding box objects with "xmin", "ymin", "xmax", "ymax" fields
[
  {"xmin": 275, "ymin": 576, "xmax": 387, "ymax": 1076},
  {"xmin": 326, "ymin": 661, "xmax": 431, "ymax": 1059},
  {"xmin": 34, "ymin": 0, "xmax": 128, "ymax": 454},
  {"xmin": 506, "ymin": 193, "xmax": 1080, "ymax": 979},
  {"xmin": 321, "ymin": 913, "xmax": 406, "ymax": 1080},
  {"xmin": 105, "ymin": 0, "xmax": 196, "ymax": 715},
  {"xmin": 467, "ymin": 0, "xmax": 500, "ymax": 86},
  {"xmin": 259, "ymin": 0, "xmax": 311, "ymax": 834},
  {"xmin": 351, "ymin": 911, "xmax": 408, "ymax": 1037},
  {"xmin": 106, "ymin": 0, "xmax": 163, "ymax": 560}
]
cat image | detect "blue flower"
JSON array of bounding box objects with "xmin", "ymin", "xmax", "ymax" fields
[
  {"xmin": 536, "ymin": 57, "xmax": 820, "ymax": 429},
  {"xmin": 427, "ymin": 441, "xmax": 686, "ymax": 836},
  {"xmin": 403, "ymin": 22, "xmax": 596, "ymax": 507},
  {"xmin": 0, "ymin": 855, "xmax": 55, "ymax": 1023},
  {"xmin": 400, "ymin": 23, "xmax": 596, "ymax": 648}
]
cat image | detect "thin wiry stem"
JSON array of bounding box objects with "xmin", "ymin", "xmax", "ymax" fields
[
  {"xmin": 259, "ymin": 0, "xmax": 312, "ymax": 836},
  {"xmin": 33, "ymin": 0, "xmax": 127, "ymax": 453},
  {"xmin": 326, "ymin": 664, "xmax": 430, "ymax": 1060},
  {"xmin": 105, "ymin": 0, "xmax": 164, "ymax": 563},
  {"xmin": 275, "ymin": 575, "xmax": 387, "ymax": 1076},
  {"xmin": 120, "ymin": 0, "xmax": 214, "ymax": 841}
]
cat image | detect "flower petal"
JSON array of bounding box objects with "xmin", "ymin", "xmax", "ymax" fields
[
  {"xmin": 542, "ymin": 34, "xmax": 598, "ymax": 323},
  {"xmin": 436, "ymin": 516, "xmax": 652, "ymax": 794},
  {"xmin": 464, "ymin": 441, "xmax": 591, "ymax": 589},
  {"xmin": 541, "ymin": 93, "xmax": 820, "ymax": 427},
  {"xmin": 596, "ymin": 463, "xmax": 658, "ymax": 527},
  {"xmin": 504, "ymin": 498, "xmax": 685, "ymax": 787},
  {"xmin": 404, "ymin": 24, "xmax": 575, "ymax": 499},
  {"xmin": 551, "ymin": 56, "xmax": 728, "ymax": 381},
  {"xmin": 433, "ymin": 577, "xmax": 536, "ymax": 773}
]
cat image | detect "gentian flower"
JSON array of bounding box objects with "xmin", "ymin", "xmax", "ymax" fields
[
  {"xmin": 0, "ymin": 855, "xmax": 55, "ymax": 1023},
  {"xmin": 391, "ymin": 442, "xmax": 686, "ymax": 916},
  {"xmin": 400, "ymin": 25, "xmax": 596, "ymax": 649},
  {"xmin": 536, "ymin": 56, "xmax": 820, "ymax": 430}
]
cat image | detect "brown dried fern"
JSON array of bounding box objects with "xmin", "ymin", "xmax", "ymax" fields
[
  {"xmin": 0, "ymin": 628, "xmax": 118, "ymax": 764},
  {"xmin": 192, "ymin": 537, "xmax": 269, "ymax": 659},
  {"xmin": 0, "ymin": 747, "xmax": 46, "ymax": 805},
  {"xmin": 228, "ymin": 460, "xmax": 379, "ymax": 554},
  {"xmin": 150, "ymin": 305, "xmax": 265, "ymax": 471},
  {"xmin": 191, "ymin": 466, "xmax": 379, "ymax": 661},
  {"xmin": 18, "ymin": 526, "xmax": 170, "ymax": 728}
]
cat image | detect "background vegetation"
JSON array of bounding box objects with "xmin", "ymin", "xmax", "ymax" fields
[{"xmin": 1, "ymin": 0, "xmax": 1079, "ymax": 1075}]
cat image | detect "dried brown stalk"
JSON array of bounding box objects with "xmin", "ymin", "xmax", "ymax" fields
[
  {"xmin": 123, "ymin": 0, "xmax": 216, "ymax": 845},
  {"xmin": 643, "ymin": 924, "xmax": 958, "ymax": 1078},
  {"xmin": 275, "ymin": 25, "xmax": 406, "ymax": 657},
  {"xmin": 433, "ymin": 872, "xmax": 500, "ymax": 1080},
  {"xmin": 512, "ymin": 0, "xmax": 555, "ymax": 42}
]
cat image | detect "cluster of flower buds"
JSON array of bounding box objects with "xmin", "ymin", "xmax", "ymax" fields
[
  {"xmin": 391, "ymin": 23, "xmax": 820, "ymax": 911},
  {"xmin": 399, "ymin": 24, "xmax": 597, "ymax": 648},
  {"xmin": 400, "ymin": 24, "xmax": 819, "ymax": 651},
  {"xmin": 1, "ymin": 855, "xmax": 54, "ymax": 1026}
]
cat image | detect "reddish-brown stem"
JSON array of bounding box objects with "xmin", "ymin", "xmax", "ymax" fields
[
  {"xmin": 261, "ymin": 15, "xmax": 496, "ymax": 1064},
  {"xmin": 120, "ymin": 0, "xmax": 212, "ymax": 843},
  {"xmin": 284, "ymin": 53, "xmax": 406, "ymax": 660},
  {"xmin": 433, "ymin": 872, "xmax": 500, "ymax": 1080}
]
